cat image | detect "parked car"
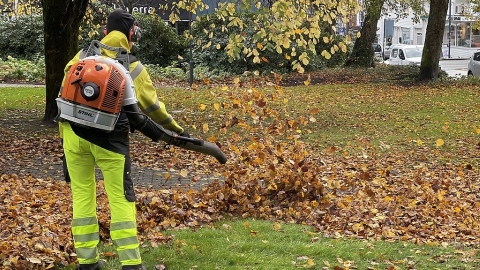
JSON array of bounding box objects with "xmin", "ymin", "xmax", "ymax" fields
[
  {"xmin": 467, "ymin": 51, "xmax": 480, "ymax": 77},
  {"xmin": 388, "ymin": 45, "xmax": 423, "ymax": 66}
]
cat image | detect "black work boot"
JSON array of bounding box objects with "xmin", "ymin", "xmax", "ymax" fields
[
  {"xmin": 121, "ymin": 264, "xmax": 146, "ymax": 270},
  {"xmin": 76, "ymin": 262, "xmax": 99, "ymax": 270},
  {"xmin": 76, "ymin": 260, "xmax": 106, "ymax": 270}
]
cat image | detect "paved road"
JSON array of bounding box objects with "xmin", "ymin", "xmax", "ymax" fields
[
  {"xmin": 379, "ymin": 45, "xmax": 475, "ymax": 78},
  {"xmin": 440, "ymin": 59, "xmax": 469, "ymax": 77},
  {"xmin": 380, "ymin": 58, "xmax": 470, "ymax": 78},
  {"xmin": 444, "ymin": 46, "xmax": 479, "ymax": 59}
]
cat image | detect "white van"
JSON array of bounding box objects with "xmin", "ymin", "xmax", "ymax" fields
[{"xmin": 388, "ymin": 45, "xmax": 423, "ymax": 66}]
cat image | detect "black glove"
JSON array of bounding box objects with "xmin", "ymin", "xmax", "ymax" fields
[
  {"xmin": 169, "ymin": 130, "xmax": 190, "ymax": 146},
  {"xmin": 179, "ymin": 130, "xmax": 190, "ymax": 138}
]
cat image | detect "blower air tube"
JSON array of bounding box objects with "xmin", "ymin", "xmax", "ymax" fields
[
  {"xmin": 139, "ymin": 117, "xmax": 227, "ymax": 164},
  {"xmin": 178, "ymin": 140, "xmax": 227, "ymax": 164}
]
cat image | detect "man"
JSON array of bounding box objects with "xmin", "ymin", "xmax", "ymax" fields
[{"xmin": 60, "ymin": 9, "xmax": 187, "ymax": 270}]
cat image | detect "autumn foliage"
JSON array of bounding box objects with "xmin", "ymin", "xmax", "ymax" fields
[{"xmin": 2, "ymin": 75, "xmax": 480, "ymax": 269}]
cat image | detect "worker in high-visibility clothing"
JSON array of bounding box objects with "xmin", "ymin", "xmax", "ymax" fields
[{"xmin": 59, "ymin": 9, "xmax": 188, "ymax": 270}]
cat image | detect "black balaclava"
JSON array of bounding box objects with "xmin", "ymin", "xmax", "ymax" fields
[{"xmin": 106, "ymin": 9, "xmax": 135, "ymax": 40}]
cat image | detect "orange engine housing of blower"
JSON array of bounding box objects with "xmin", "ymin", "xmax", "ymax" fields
[{"xmin": 61, "ymin": 58, "xmax": 127, "ymax": 114}]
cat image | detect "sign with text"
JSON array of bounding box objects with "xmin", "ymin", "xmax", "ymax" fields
[{"xmin": 108, "ymin": 0, "xmax": 219, "ymax": 21}]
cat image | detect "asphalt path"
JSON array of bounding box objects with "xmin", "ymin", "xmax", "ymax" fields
[
  {"xmin": 380, "ymin": 58, "xmax": 470, "ymax": 78},
  {"xmin": 439, "ymin": 59, "xmax": 469, "ymax": 78}
]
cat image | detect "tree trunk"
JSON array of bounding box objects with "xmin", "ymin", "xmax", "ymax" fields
[
  {"xmin": 344, "ymin": 0, "xmax": 385, "ymax": 68},
  {"xmin": 41, "ymin": 0, "xmax": 89, "ymax": 124},
  {"xmin": 418, "ymin": 0, "xmax": 448, "ymax": 81}
]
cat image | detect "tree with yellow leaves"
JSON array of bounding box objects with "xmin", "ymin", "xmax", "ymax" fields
[{"xmin": 204, "ymin": 0, "xmax": 359, "ymax": 73}]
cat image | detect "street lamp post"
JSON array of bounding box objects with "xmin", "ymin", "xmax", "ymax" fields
[
  {"xmin": 189, "ymin": 7, "xmax": 194, "ymax": 87},
  {"xmin": 383, "ymin": 19, "xmax": 385, "ymax": 59},
  {"xmin": 448, "ymin": 0, "xmax": 452, "ymax": 58}
]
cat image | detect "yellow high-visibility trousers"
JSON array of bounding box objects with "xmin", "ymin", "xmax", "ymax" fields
[{"xmin": 62, "ymin": 122, "xmax": 142, "ymax": 266}]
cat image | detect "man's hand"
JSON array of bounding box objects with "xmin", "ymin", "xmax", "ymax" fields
[
  {"xmin": 170, "ymin": 130, "xmax": 191, "ymax": 146},
  {"xmin": 179, "ymin": 130, "xmax": 190, "ymax": 138}
]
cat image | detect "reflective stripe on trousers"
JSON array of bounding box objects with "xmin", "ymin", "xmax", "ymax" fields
[{"xmin": 63, "ymin": 123, "xmax": 141, "ymax": 266}]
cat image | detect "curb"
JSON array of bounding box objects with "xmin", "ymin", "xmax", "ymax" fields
[
  {"xmin": 441, "ymin": 57, "xmax": 470, "ymax": 60},
  {"xmin": 0, "ymin": 83, "xmax": 45, "ymax": 88}
]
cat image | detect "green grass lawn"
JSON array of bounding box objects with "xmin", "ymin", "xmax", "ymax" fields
[
  {"xmin": 4, "ymin": 80, "xmax": 479, "ymax": 155},
  {"xmin": 60, "ymin": 219, "xmax": 478, "ymax": 269},
  {"xmin": 0, "ymin": 86, "xmax": 45, "ymax": 110},
  {"xmin": 157, "ymin": 79, "xmax": 480, "ymax": 165},
  {"xmin": 149, "ymin": 219, "xmax": 479, "ymax": 270}
]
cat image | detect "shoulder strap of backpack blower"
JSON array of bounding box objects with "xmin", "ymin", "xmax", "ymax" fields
[{"xmin": 80, "ymin": 40, "xmax": 138, "ymax": 66}]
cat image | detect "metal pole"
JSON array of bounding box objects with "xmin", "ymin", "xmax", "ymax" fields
[
  {"xmin": 189, "ymin": 2, "xmax": 194, "ymax": 87},
  {"xmin": 383, "ymin": 19, "xmax": 386, "ymax": 60},
  {"xmin": 448, "ymin": 0, "xmax": 451, "ymax": 58}
]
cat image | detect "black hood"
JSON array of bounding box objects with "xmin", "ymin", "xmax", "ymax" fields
[{"xmin": 106, "ymin": 9, "xmax": 135, "ymax": 39}]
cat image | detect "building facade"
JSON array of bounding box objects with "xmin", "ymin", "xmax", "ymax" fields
[{"xmin": 376, "ymin": 0, "xmax": 479, "ymax": 49}]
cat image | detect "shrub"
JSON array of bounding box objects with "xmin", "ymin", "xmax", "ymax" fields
[
  {"xmin": 0, "ymin": 55, "xmax": 45, "ymax": 83},
  {"xmin": 133, "ymin": 13, "xmax": 187, "ymax": 66},
  {"xmin": 190, "ymin": 11, "xmax": 352, "ymax": 76},
  {"xmin": 306, "ymin": 34, "xmax": 354, "ymax": 71},
  {"xmin": 0, "ymin": 14, "xmax": 44, "ymax": 59},
  {"xmin": 145, "ymin": 63, "xmax": 188, "ymax": 81},
  {"xmin": 78, "ymin": 5, "xmax": 187, "ymax": 67},
  {"xmin": 190, "ymin": 11, "xmax": 292, "ymax": 76},
  {"xmin": 0, "ymin": 3, "xmax": 186, "ymax": 69}
]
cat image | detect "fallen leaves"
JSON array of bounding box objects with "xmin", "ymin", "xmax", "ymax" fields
[
  {"xmin": 4, "ymin": 133, "xmax": 480, "ymax": 267},
  {"xmin": 0, "ymin": 174, "xmax": 75, "ymax": 268}
]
